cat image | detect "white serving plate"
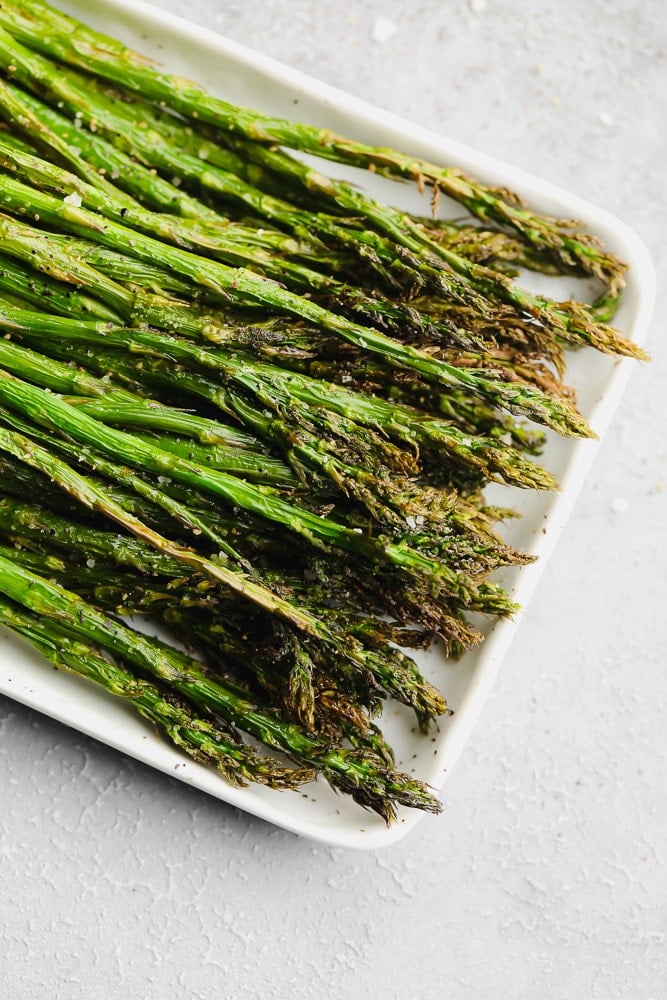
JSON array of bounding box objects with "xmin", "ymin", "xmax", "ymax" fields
[{"xmin": 0, "ymin": 0, "xmax": 655, "ymax": 849}]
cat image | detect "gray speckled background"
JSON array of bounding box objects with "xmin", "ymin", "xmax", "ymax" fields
[{"xmin": 1, "ymin": 2, "xmax": 666, "ymax": 998}]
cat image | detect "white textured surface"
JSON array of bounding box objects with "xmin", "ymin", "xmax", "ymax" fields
[{"xmin": 0, "ymin": 1, "xmax": 665, "ymax": 997}]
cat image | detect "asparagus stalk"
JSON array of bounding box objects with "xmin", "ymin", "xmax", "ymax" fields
[
  {"xmin": 0, "ymin": 180, "xmax": 592, "ymax": 436},
  {"xmin": 0, "ymin": 324, "xmax": 299, "ymax": 484},
  {"xmin": 0, "ymin": 370, "xmax": 516, "ymax": 609},
  {"xmin": 0, "ymin": 133, "xmax": 405, "ymax": 296},
  {"xmin": 14, "ymin": 336, "xmax": 537, "ymax": 577},
  {"xmin": 4, "ymin": 232, "xmax": 565, "ymax": 428},
  {"xmin": 0, "ymin": 594, "xmax": 311, "ymax": 789},
  {"xmin": 0, "ymin": 424, "xmax": 479, "ymax": 705},
  {"xmin": 20, "ymin": 62, "xmax": 493, "ymax": 306},
  {"xmin": 225, "ymin": 134, "xmax": 636, "ymax": 342},
  {"xmin": 0, "ymin": 251, "xmax": 121, "ymax": 320},
  {"xmin": 0, "ymin": 31, "xmax": 441, "ymax": 297},
  {"xmin": 413, "ymin": 217, "xmax": 549, "ymax": 266},
  {"xmin": 0, "ymin": 126, "xmax": 518, "ymax": 353},
  {"xmin": 5, "ymin": 546, "xmax": 394, "ymax": 744},
  {"xmin": 0, "ymin": 214, "xmax": 265, "ymax": 344},
  {"xmin": 69, "ymin": 353, "xmax": 548, "ymax": 461},
  {"xmin": 0, "ymin": 159, "xmax": 565, "ymax": 374},
  {"xmin": 0, "ymin": 431, "xmax": 482, "ymax": 653},
  {"xmin": 0, "ymin": 251, "xmax": 553, "ymax": 459},
  {"xmin": 2, "ymin": 20, "xmax": 635, "ymax": 360},
  {"xmin": 52, "ymin": 231, "xmax": 568, "ymax": 364},
  {"xmin": 0, "ymin": 552, "xmax": 442, "ymax": 819},
  {"xmin": 0, "ymin": 236, "xmax": 357, "ymax": 362},
  {"xmin": 0, "ymin": 5, "xmax": 641, "ymax": 364},
  {"xmin": 0, "ymin": 446, "xmax": 278, "ymax": 563},
  {"xmin": 0, "ymin": 400, "xmax": 254, "ymax": 567},
  {"xmin": 0, "ymin": 305, "xmax": 557, "ymax": 491},
  {"xmin": 0, "ymin": 492, "xmax": 467, "ymax": 655},
  {"xmin": 14, "ymin": 56, "xmax": 601, "ymax": 344},
  {"xmin": 0, "ymin": 419, "xmax": 345, "ymax": 629},
  {"xmin": 0, "ymin": 272, "xmax": 296, "ymax": 451},
  {"xmin": 0, "ymin": 532, "xmax": 330, "ymax": 731},
  {"xmin": 51, "ymin": 233, "xmax": 566, "ymax": 366},
  {"xmin": 0, "ymin": 395, "xmax": 303, "ymax": 563},
  {"xmin": 0, "ymin": 495, "xmax": 190, "ymax": 578},
  {"xmin": 62, "ymin": 399, "xmax": 274, "ymax": 452},
  {"xmin": 0, "ymin": 327, "xmax": 311, "ymax": 498},
  {"xmin": 0, "ymin": 0, "xmax": 626, "ymax": 291},
  {"xmin": 0, "ymin": 74, "xmax": 137, "ymax": 201},
  {"xmin": 0, "ymin": 414, "xmax": 453, "ymax": 716},
  {"xmin": 0, "ymin": 534, "xmax": 450, "ymax": 667},
  {"xmin": 0, "ymin": 542, "xmax": 212, "ymax": 618},
  {"xmin": 5, "ymin": 82, "xmax": 223, "ymax": 221}
]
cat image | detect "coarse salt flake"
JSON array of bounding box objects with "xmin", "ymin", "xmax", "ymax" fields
[
  {"xmin": 372, "ymin": 17, "xmax": 398, "ymax": 44},
  {"xmin": 63, "ymin": 192, "xmax": 82, "ymax": 207}
]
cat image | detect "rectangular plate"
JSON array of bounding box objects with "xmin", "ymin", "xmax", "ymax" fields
[{"xmin": 0, "ymin": 0, "xmax": 655, "ymax": 848}]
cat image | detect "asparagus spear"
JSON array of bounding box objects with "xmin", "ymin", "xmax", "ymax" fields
[
  {"xmin": 411, "ymin": 217, "xmax": 556, "ymax": 270},
  {"xmin": 0, "ymin": 552, "xmax": 442, "ymax": 819},
  {"xmin": 45, "ymin": 233, "xmax": 564, "ymax": 364},
  {"xmin": 0, "ymin": 446, "xmax": 278, "ymax": 563},
  {"xmin": 0, "ymin": 542, "xmax": 211, "ymax": 619},
  {"xmin": 0, "ymin": 21, "xmax": 635, "ymax": 362},
  {"xmin": 0, "ymin": 399, "xmax": 254, "ymax": 567},
  {"xmin": 0, "ymin": 214, "xmax": 267, "ymax": 344},
  {"xmin": 0, "ymin": 0, "xmax": 626, "ymax": 292},
  {"xmin": 0, "ymin": 419, "xmax": 348, "ymax": 628},
  {"xmin": 0, "ymin": 252, "xmax": 121, "ymax": 320},
  {"xmin": 0, "ymin": 370, "xmax": 518, "ymax": 610},
  {"xmin": 0, "ymin": 411, "xmax": 455, "ymax": 715},
  {"xmin": 0, "ymin": 532, "xmax": 448, "ymax": 661},
  {"xmin": 0, "ymin": 133, "xmax": 414, "ymax": 297},
  {"xmin": 1, "ymin": 231, "xmax": 567, "ymax": 430},
  {"xmin": 0, "ymin": 494, "xmax": 190, "ymax": 578},
  {"xmin": 0, "ymin": 31, "xmax": 440, "ymax": 296},
  {"xmin": 0, "ymin": 232, "xmax": 405, "ymax": 361},
  {"xmin": 15, "ymin": 61, "xmax": 511, "ymax": 312},
  {"xmin": 0, "ymin": 527, "xmax": 323, "ymax": 730},
  {"xmin": 0, "ymin": 594, "xmax": 312, "ymax": 789},
  {"xmin": 0, "ymin": 127, "xmax": 520, "ymax": 353},
  {"xmin": 0, "ymin": 405, "xmax": 479, "ymax": 703},
  {"xmin": 15, "ymin": 57, "xmax": 609, "ymax": 349},
  {"xmin": 0, "ymin": 179, "xmax": 592, "ymax": 436},
  {"xmin": 0, "ymin": 308, "xmax": 316, "ymax": 496},
  {"xmin": 0, "ymin": 249, "xmax": 555, "ymax": 459},
  {"xmin": 0, "ymin": 74, "xmax": 137, "ymax": 201},
  {"xmin": 224, "ymin": 133, "xmax": 635, "ymax": 335},
  {"xmin": 0, "ymin": 534, "xmax": 392, "ymax": 734},
  {"xmin": 11, "ymin": 336, "xmax": 538, "ymax": 579},
  {"xmin": 0, "ymin": 324, "xmax": 300, "ymax": 484},
  {"xmin": 0, "ymin": 267, "xmax": 297, "ymax": 452},
  {"xmin": 1, "ymin": 7, "xmax": 641, "ymax": 366},
  {"xmin": 0, "ymin": 489, "xmax": 469, "ymax": 658},
  {"xmin": 0, "ymin": 305, "xmax": 557, "ymax": 491},
  {"xmin": 3, "ymin": 81, "xmax": 223, "ymax": 221},
  {"xmin": 223, "ymin": 132, "xmax": 634, "ymax": 352},
  {"xmin": 62, "ymin": 399, "xmax": 276, "ymax": 452},
  {"xmin": 0, "ymin": 135, "xmax": 598, "ymax": 371}
]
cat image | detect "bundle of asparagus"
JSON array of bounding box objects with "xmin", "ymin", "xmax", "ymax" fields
[{"xmin": 0, "ymin": 0, "xmax": 643, "ymax": 822}]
